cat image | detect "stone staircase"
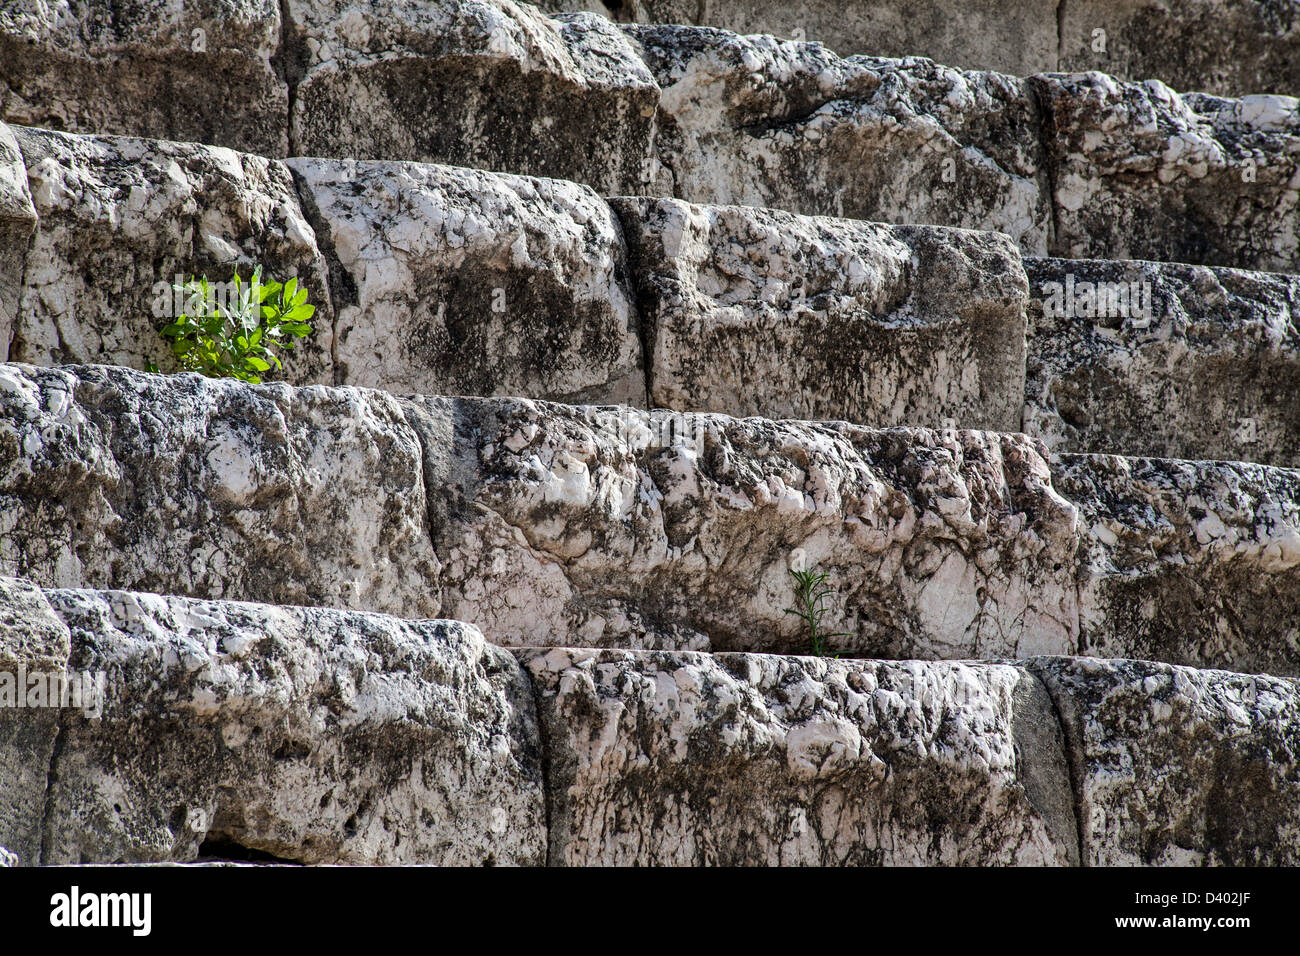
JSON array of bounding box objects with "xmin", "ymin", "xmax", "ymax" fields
[{"xmin": 1, "ymin": 0, "xmax": 1298, "ymax": 867}]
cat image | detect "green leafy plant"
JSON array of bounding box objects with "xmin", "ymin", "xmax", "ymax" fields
[
  {"xmin": 784, "ymin": 566, "xmax": 851, "ymax": 657},
  {"xmin": 154, "ymin": 266, "xmax": 315, "ymax": 383}
]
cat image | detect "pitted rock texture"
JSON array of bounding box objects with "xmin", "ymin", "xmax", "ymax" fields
[
  {"xmin": 286, "ymin": 0, "xmax": 658, "ymax": 195},
  {"xmin": 291, "ymin": 157, "xmax": 644, "ymax": 404},
  {"xmin": 0, "ymin": 0, "xmax": 288, "ymax": 155},
  {"xmin": 1058, "ymin": 453, "xmax": 1300, "ymax": 679},
  {"xmin": 405, "ymin": 395, "xmax": 1081, "ymax": 659},
  {"xmin": 522, "ymin": 647, "xmax": 1079, "ymax": 866},
  {"xmin": 1030, "ymin": 656, "xmax": 1300, "ymax": 866},
  {"xmin": 0, "ymin": 575, "xmax": 69, "ymax": 866},
  {"xmin": 0, "ymin": 123, "xmax": 35, "ymax": 358},
  {"xmin": 0, "ymin": 362, "xmax": 1080, "ymax": 659},
  {"xmin": 541, "ymin": 0, "xmax": 1300, "ymax": 97},
  {"xmin": 8, "ymin": 364, "xmax": 1300, "ymax": 675},
  {"xmin": 1025, "ymin": 257, "xmax": 1300, "ymax": 466},
  {"xmin": 1, "ymin": 581, "xmax": 545, "ymax": 865},
  {"xmin": 1038, "ymin": 73, "xmax": 1300, "ymax": 273},
  {"xmin": 0, "ymin": 364, "xmax": 441, "ymax": 615},
  {"xmin": 1058, "ymin": 0, "xmax": 1300, "ymax": 98},
  {"xmin": 10, "ymin": 126, "xmax": 334, "ymax": 382},
  {"xmin": 545, "ymin": 0, "xmax": 1062, "ymax": 77},
  {"xmin": 627, "ymin": 27, "xmax": 1051, "ymax": 253},
  {"xmin": 615, "ymin": 196, "xmax": 1028, "ymax": 430}
]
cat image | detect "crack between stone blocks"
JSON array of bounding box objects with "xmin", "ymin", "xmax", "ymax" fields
[
  {"xmin": 37, "ymin": 710, "xmax": 68, "ymax": 866},
  {"xmin": 276, "ymin": 0, "xmax": 302, "ymax": 158},
  {"xmin": 1029, "ymin": 76, "xmax": 1064, "ymax": 258},
  {"xmin": 285, "ymin": 164, "xmax": 348, "ymax": 387},
  {"xmin": 1026, "ymin": 660, "xmax": 1088, "ymax": 867},
  {"xmin": 515, "ymin": 658, "xmax": 558, "ymax": 868},
  {"xmin": 606, "ymin": 201, "xmax": 654, "ymax": 409},
  {"xmin": 1055, "ymin": 0, "xmax": 1066, "ymax": 71}
]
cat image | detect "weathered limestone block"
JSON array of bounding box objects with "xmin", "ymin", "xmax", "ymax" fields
[
  {"xmin": 0, "ymin": 122, "xmax": 35, "ymax": 359},
  {"xmin": 1025, "ymin": 257, "xmax": 1300, "ymax": 466},
  {"xmin": 1030, "ymin": 656, "xmax": 1300, "ymax": 866},
  {"xmin": 0, "ymin": 0, "xmax": 288, "ymax": 155},
  {"xmin": 614, "ymin": 196, "xmax": 1028, "ymax": 430},
  {"xmin": 406, "ymin": 395, "xmax": 1081, "ymax": 658},
  {"xmin": 290, "ymin": 157, "xmax": 644, "ymax": 404},
  {"xmin": 0, "ymin": 363, "xmax": 1080, "ymax": 658},
  {"xmin": 1060, "ymin": 453, "xmax": 1300, "ymax": 677},
  {"xmin": 0, "ymin": 364, "xmax": 441, "ymax": 616},
  {"xmin": 1059, "ymin": 0, "xmax": 1300, "ymax": 97},
  {"xmin": 286, "ymin": 0, "xmax": 658, "ymax": 195},
  {"xmin": 626, "ymin": 27, "xmax": 1051, "ymax": 252},
  {"xmin": 1037, "ymin": 73, "xmax": 1300, "ymax": 272},
  {"xmin": 29, "ymin": 584, "xmax": 544, "ymax": 865},
  {"xmin": 522, "ymin": 647, "xmax": 1079, "ymax": 866},
  {"xmin": 0, "ymin": 575, "xmax": 69, "ymax": 867},
  {"xmin": 543, "ymin": 0, "xmax": 1299, "ymax": 97},
  {"xmin": 11, "ymin": 127, "xmax": 334, "ymax": 382}
]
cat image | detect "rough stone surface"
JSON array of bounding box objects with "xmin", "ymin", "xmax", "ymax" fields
[
  {"xmin": 0, "ymin": 575, "xmax": 68, "ymax": 867},
  {"xmin": 406, "ymin": 395, "xmax": 1081, "ymax": 658},
  {"xmin": 286, "ymin": 0, "xmax": 658, "ymax": 195},
  {"xmin": 1037, "ymin": 73, "xmax": 1300, "ymax": 273},
  {"xmin": 10, "ymin": 126, "xmax": 334, "ymax": 382},
  {"xmin": 1059, "ymin": 453, "xmax": 1300, "ymax": 678},
  {"xmin": 1059, "ymin": 0, "xmax": 1300, "ymax": 98},
  {"xmin": 0, "ymin": 122, "xmax": 35, "ymax": 359},
  {"xmin": 1030, "ymin": 656, "xmax": 1300, "ymax": 866},
  {"xmin": 0, "ymin": 363, "xmax": 1080, "ymax": 659},
  {"xmin": 628, "ymin": 27, "xmax": 1051, "ymax": 253},
  {"xmin": 523, "ymin": 647, "xmax": 1079, "ymax": 866},
  {"xmin": 541, "ymin": 0, "xmax": 1300, "ymax": 97},
  {"xmin": 1025, "ymin": 257, "xmax": 1300, "ymax": 466},
  {"xmin": 291, "ymin": 157, "xmax": 644, "ymax": 404},
  {"xmin": 0, "ymin": 0, "xmax": 288, "ymax": 155},
  {"xmin": 0, "ymin": 364, "xmax": 441, "ymax": 615},
  {"xmin": 29, "ymin": 585, "xmax": 544, "ymax": 865},
  {"xmin": 615, "ymin": 196, "xmax": 1027, "ymax": 430},
  {"xmin": 9, "ymin": 365, "xmax": 1300, "ymax": 677}
]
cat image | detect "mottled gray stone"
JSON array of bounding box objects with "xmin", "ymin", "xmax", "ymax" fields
[
  {"xmin": 36, "ymin": 585, "xmax": 545, "ymax": 865},
  {"xmin": 286, "ymin": 0, "xmax": 658, "ymax": 195},
  {"xmin": 290, "ymin": 157, "xmax": 645, "ymax": 404},
  {"xmin": 405, "ymin": 395, "xmax": 1081, "ymax": 658},
  {"xmin": 627, "ymin": 27, "xmax": 1051, "ymax": 253},
  {"xmin": 0, "ymin": 576, "xmax": 68, "ymax": 867},
  {"xmin": 1025, "ymin": 256, "xmax": 1300, "ymax": 466},
  {"xmin": 1030, "ymin": 656, "xmax": 1300, "ymax": 866},
  {"xmin": 541, "ymin": 0, "xmax": 1300, "ymax": 97},
  {"xmin": 10, "ymin": 127, "xmax": 334, "ymax": 382},
  {"xmin": 522, "ymin": 647, "xmax": 1079, "ymax": 866},
  {"xmin": 0, "ymin": 364, "xmax": 441, "ymax": 615},
  {"xmin": 1037, "ymin": 73, "xmax": 1300, "ymax": 272},
  {"xmin": 1059, "ymin": 0, "xmax": 1300, "ymax": 97},
  {"xmin": 0, "ymin": 122, "xmax": 35, "ymax": 360},
  {"xmin": 1060, "ymin": 453, "xmax": 1300, "ymax": 678},
  {"xmin": 0, "ymin": 0, "xmax": 288, "ymax": 155},
  {"xmin": 615, "ymin": 196, "xmax": 1028, "ymax": 430}
]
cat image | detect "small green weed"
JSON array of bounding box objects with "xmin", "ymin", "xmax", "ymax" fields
[
  {"xmin": 783, "ymin": 566, "xmax": 851, "ymax": 657},
  {"xmin": 152, "ymin": 266, "xmax": 314, "ymax": 383}
]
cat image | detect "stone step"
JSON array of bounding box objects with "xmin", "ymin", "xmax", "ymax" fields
[
  {"xmin": 3, "ymin": 578, "xmax": 1298, "ymax": 865},
  {"xmin": 3, "ymin": 363, "xmax": 1298, "ymax": 676},
  {"xmin": 0, "ymin": 124, "xmax": 1026, "ymax": 429},
  {"xmin": 6, "ymin": 123, "xmax": 1300, "ymax": 465},
  {"xmin": 537, "ymin": 0, "xmax": 1300, "ymax": 98},
  {"xmin": 3, "ymin": 3, "xmax": 1297, "ymax": 273},
  {"xmin": 1025, "ymin": 257, "xmax": 1300, "ymax": 467}
]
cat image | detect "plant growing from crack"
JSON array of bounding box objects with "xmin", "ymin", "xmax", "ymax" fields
[
  {"xmin": 784, "ymin": 566, "xmax": 851, "ymax": 657},
  {"xmin": 151, "ymin": 266, "xmax": 315, "ymax": 383}
]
